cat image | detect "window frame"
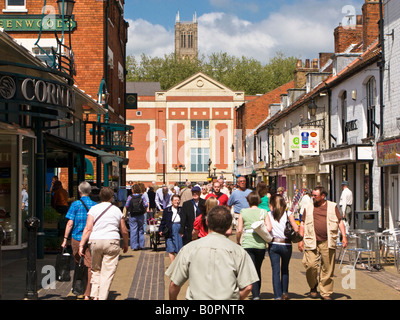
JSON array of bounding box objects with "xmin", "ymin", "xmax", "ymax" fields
[
  {"xmin": 366, "ymin": 77, "xmax": 376, "ymax": 138},
  {"xmin": 191, "ymin": 120, "xmax": 209, "ymax": 139},
  {"xmin": 190, "ymin": 148, "xmax": 210, "ymax": 172},
  {"xmin": 3, "ymin": 0, "xmax": 27, "ymax": 12}
]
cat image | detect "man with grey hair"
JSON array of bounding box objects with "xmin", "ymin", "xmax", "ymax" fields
[{"xmin": 62, "ymin": 181, "xmax": 98, "ymax": 299}]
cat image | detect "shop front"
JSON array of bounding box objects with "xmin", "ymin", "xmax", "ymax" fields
[
  {"xmin": 321, "ymin": 144, "xmax": 375, "ymax": 228},
  {"xmin": 377, "ymin": 137, "xmax": 400, "ymax": 229}
]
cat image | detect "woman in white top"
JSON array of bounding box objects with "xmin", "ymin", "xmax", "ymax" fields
[
  {"xmin": 79, "ymin": 187, "xmax": 129, "ymax": 300},
  {"xmin": 267, "ymin": 193, "xmax": 299, "ymax": 300}
]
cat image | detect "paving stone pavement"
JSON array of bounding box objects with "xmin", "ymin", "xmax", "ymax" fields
[{"xmin": 2, "ymin": 232, "xmax": 400, "ymax": 300}]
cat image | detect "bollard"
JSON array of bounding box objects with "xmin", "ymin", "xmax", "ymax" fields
[
  {"xmin": 0, "ymin": 225, "xmax": 4, "ymax": 300},
  {"xmin": 24, "ymin": 217, "xmax": 40, "ymax": 300}
]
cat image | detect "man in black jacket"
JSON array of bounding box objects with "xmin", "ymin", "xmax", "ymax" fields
[{"xmin": 179, "ymin": 186, "xmax": 206, "ymax": 245}]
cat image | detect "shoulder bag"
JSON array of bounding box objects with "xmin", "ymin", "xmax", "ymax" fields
[
  {"xmin": 284, "ymin": 212, "xmax": 303, "ymax": 243},
  {"xmin": 251, "ymin": 209, "xmax": 273, "ymax": 243}
]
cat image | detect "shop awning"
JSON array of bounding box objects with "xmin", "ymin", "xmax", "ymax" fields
[{"xmin": 45, "ymin": 134, "xmax": 129, "ymax": 166}]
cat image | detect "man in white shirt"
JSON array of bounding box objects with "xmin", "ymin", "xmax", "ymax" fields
[{"xmin": 339, "ymin": 181, "xmax": 353, "ymax": 227}]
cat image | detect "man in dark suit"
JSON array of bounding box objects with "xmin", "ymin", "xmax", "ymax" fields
[{"xmin": 179, "ymin": 186, "xmax": 206, "ymax": 245}]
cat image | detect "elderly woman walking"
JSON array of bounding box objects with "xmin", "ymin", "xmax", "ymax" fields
[{"xmin": 79, "ymin": 187, "xmax": 129, "ymax": 300}]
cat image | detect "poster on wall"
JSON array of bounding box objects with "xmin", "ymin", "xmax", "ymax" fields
[{"xmin": 299, "ymin": 128, "xmax": 320, "ymax": 156}]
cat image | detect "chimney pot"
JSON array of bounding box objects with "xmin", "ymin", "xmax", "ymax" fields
[{"xmin": 305, "ymin": 59, "xmax": 310, "ymax": 68}]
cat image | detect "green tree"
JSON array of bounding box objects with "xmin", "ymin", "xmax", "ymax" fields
[{"xmin": 126, "ymin": 51, "xmax": 298, "ymax": 95}]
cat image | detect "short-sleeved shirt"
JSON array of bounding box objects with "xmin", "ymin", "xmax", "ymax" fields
[
  {"xmin": 227, "ymin": 189, "xmax": 252, "ymax": 213},
  {"xmin": 258, "ymin": 195, "xmax": 270, "ymax": 212},
  {"xmin": 240, "ymin": 208, "xmax": 268, "ymax": 249},
  {"xmin": 88, "ymin": 202, "xmax": 123, "ymax": 240},
  {"xmin": 301, "ymin": 203, "xmax": 342, "ymax": 242},
  {"xmin": 165, "ymin": 232, "xmax": 259, "ymax": 300},
  {"xmin": 66, "ymin": 196, "xmax": 97, "ymax": 241}
]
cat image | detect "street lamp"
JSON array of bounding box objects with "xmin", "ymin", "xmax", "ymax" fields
[
  {"xmin": 174, "ymin": 164, "xmax": 186, "ymax": 185},
  {"xmin": 162, "ymin": 138, "xmax": 167, "ymax": 184},
  {"xmin": 57, "ymin": 0, "xmax": 75, "ymax": 17}
]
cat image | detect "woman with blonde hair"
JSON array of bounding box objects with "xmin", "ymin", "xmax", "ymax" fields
[
  {"xmin": 192, "ymin": 196, "xmax": 218, "ymax": 239},
  {"xmin": 267, "ymin": 193, "xmax": 299, "ymax": 300}
]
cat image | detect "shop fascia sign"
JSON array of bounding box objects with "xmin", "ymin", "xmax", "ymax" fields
[
  {"xmin": 377, "ymin": 138, "xmax": 400, "ymax": 167},
  {"xmin": 0, "ymin": 15, "xmax": 77, "ymax": 32},
  {"xmin": 289, "ymin": 128, "xmax": 320, "ymax": 155},
  {"xmin": 0, "ymin": 74, "xmax": 75, "ymax": 112}
]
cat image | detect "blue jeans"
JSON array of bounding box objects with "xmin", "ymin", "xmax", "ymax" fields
[
  {"xmin": 268, "ymin": 243, "xmax": 292, "ymax": 299},
  {"xmin": 129, "ymin": 214, "xmax": 145, "ymax": 249},
  {"xmin": 244, "ymin": 248, "xmax": 266, "ymax": 298}
]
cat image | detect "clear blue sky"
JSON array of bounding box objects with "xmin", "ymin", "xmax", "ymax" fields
[{"xmin": 124, "ymin": 0, "xmax": 365, "ymax": 64}]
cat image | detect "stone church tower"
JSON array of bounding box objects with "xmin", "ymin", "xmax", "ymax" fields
[{"xmin": 175, "ymin": 12, "xmax": 198, "ymax": 59}]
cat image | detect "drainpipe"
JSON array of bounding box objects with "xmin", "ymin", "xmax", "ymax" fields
[{"xmin": 379, "ymin": 0, "xmax": 385, "ymax": 230}]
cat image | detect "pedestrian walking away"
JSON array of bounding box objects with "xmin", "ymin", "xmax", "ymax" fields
[
  {"xmin": 61, "ymin": 181, "xmax": 97, "ymax": 300},
  {"xmin": 236, "ymin": 191, "xmax": 272, "ymax": 300},
  {"xmin": 159, "ymin": 194, "xmax": 183, "ymax": 262},
  {"xmin": 298, "ymin": 186, "xmax": 348, "ymax": 300},
  {"xmin": 79, "ymin": 187, "xmax": 129, "ymax": 300},
  {"xmin": 166, "ymin": 205, "xmax": 259, "ymax": 300},
  {"xmin": 126, "ymin": 184, "xmax": 148, "ymax": 250},
  {"xmin": 267, "ymin": 193, "xmax": 298, "ymax": 300}
]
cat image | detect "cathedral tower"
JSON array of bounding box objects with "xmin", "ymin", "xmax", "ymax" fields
[{"xmin": 175, "ymin": 12, "xmax": 198, "ymax": 59}]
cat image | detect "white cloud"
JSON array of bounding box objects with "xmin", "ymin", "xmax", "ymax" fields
[{"xmin": 126, "ymin": 0, "xmax": 364, "ymax": 64}]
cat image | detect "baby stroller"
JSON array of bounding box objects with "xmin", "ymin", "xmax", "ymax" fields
[{"xmin": 149, "ymin": 211, "xmax": 165, "ymax": 251}]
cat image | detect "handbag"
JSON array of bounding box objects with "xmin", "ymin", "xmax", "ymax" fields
[
  {"xmin": 251, "ymin": 209, "xmax": 273, "ymax": 243},
  {"xmin": 72, "ymin": 256, "xmax": 88, "ymax": 296},
  {"xmin": 55, "ymin": 247, "xmax": 72, "ymax": 282},
  {"xmin": 161, "ymin": 210, "xmax": 177, "ymax": 238},
  {"xmin": 284, "ymin": 212, "xmax": 303, "ymax": 243}
]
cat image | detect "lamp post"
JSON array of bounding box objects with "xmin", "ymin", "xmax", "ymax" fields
[
  {"xmin": 162, "ymin": 138, "xmax": 167, "ymax": 184},
  {"xmin": 174, "ymin": 164, "xmax": 186, "ymax": 185}
]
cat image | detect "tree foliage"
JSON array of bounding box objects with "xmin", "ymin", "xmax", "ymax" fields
[{"xmin": 126, "ymin": 51, "xmax": 298, "ymax": 95}]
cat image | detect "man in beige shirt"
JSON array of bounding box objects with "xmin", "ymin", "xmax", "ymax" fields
[{"xmin": 166, "ymin": 206, "xmax": 259, "ymax": 300}]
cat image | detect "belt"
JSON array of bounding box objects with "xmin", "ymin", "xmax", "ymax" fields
[{"xmin": 272, "ymin": 237, "xmax": 291, "ymax": 244}]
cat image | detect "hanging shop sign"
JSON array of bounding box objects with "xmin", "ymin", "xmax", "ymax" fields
[
  {"xmin": 0, "ymin": 73, "xmax": 76, "ymax": 112},
  {"xmin": 299, "ymin": 128, "xmax": 320, "ymax": 156},
  {"xmin": 0, "ymin": 15, "xmax": 77, "ymax": 32},
  {"xmin": 377, "ymin": 138, "xmax": 400, "ymax": 167},
  {"xmin": 289, "ymin": 133, "xmax": 300, "ymax": 151}
]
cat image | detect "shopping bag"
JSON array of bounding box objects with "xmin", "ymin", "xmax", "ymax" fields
[
  {"xmin": 55, "ymin": 248, "xmax": 72, "ymax": 282},
  {"xmin": 251, "ymin": 220, "xmax": 273, "ymax": 243},
  {"xmin": 72, "ymin": 256, "xmax": 88, "ymax": 296}
]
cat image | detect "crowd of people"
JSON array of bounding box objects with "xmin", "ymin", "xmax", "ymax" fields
[{"xmin": 59, "ymin": 176, "xmax": 348, "ymax": 301}]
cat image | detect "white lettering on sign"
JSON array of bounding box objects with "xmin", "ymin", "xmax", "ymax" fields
[{"xmin": 21, "ymin": 78, "xmax": 75, "ymax": 111}]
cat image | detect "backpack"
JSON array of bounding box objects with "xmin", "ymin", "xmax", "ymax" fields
[{"xmin": 128, "ymin": 194, "xmax": 146, "ymax": 216}]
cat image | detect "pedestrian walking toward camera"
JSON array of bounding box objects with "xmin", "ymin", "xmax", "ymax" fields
[
  {"xmin": 159, "ymin": 194, "xmax": 183, "ymax": 263},
  {"xmin": 227, "ymin": 176, "xmax": 252, "ymax": 228},
  {"xmin": 179, "ymin": 186, "xmax": 206, "ymax": 245},
  {"xmin": 299, "ymin": 186, "xmax": 347, "ymax": 300},
  {"xmin": 236, "ymin": 191, "xmax": 272, "ymax": 300},
  {"xmin": 267, "ymin": 193, "xmax": 298, "ymax": 300},
  {"xmin": 166, "ymin": 205, "xmax": 259, "ymax": 300},
  {"xmin": 79, "ymin": 187, "xmax": 129, "ymax": 300},
  {"xmin": 192, "ymin": 196, "xmax": 218, "ymax": 239}
]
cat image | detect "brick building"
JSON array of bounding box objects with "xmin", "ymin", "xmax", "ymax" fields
[
  {"xmin": 126, "ymin": 72, "xmax": 249, "ymax": 185},
  {"xmin": 0, "ymin": 0, "xmax": 131, "ymax": 190}
]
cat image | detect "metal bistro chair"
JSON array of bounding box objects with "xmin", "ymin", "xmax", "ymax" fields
[
  {"xmin": 339, "ymin": 232, "xmax": 374, "ymax": 270},
  {"xmin": 380, "ymin": 229, "xmax": 400, "ymax": 264}
]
